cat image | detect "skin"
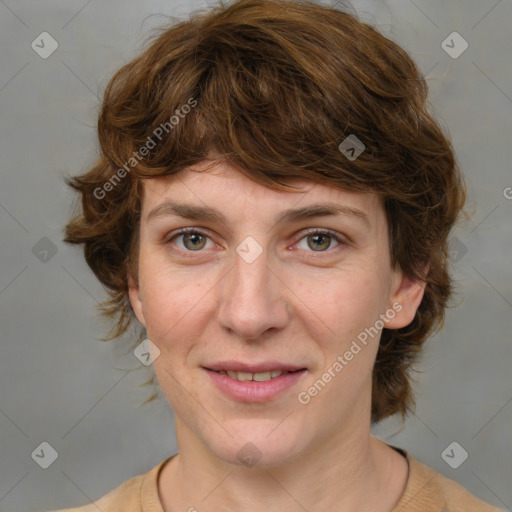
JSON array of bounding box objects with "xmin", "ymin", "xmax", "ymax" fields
[{"xmin": 128, "ymin": 159, "xmax": 426, "ymax": 512}]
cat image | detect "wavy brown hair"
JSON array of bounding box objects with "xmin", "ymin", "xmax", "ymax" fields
[{"xmin": 63, "ymin": 0, "xmax": 466, "ymax": 423}]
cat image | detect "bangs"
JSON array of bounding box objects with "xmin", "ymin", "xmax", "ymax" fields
[{"xmin": 100, "ymin": 3, "xmax": 416, "ymax": 195}]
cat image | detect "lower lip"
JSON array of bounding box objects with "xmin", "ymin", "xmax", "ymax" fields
[{"xmin": 204, "ymin": 369, "xmax": 307, "ymax": 402}]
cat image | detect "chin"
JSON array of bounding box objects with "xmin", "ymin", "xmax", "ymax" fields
[{"xmin": 205, "ymin": 426, "xmax": 306, "ymax": 469}]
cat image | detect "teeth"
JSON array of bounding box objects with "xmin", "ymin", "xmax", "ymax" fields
[{"xmin": 221, "ymin": 370, "xmax": 287, "ymax": 381}]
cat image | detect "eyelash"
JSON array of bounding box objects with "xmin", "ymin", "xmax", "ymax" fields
[{"xmin": 166, "ymin": 227, "xmax": 347, "ymax": 258}]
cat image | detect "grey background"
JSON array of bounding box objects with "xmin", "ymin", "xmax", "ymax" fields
[{"xmin": 0, "ymin": 0, "xmax": 511, "ymax": 511}]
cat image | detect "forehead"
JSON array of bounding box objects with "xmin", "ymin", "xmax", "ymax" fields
[{"xmin": 140, "ymin": 160, "xmax": 384, "ymax": 226}]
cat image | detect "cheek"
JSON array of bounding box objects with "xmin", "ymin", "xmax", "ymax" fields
[
  {"xmin": 297, "ymin": 269, "xmax": 385, "ymax": 340},
  {"xmin": 138, "ymin": 259, "xmax": 212, "ymax": 346},
  {"xmin": 295, "ymin": 271, "xmax": 388, "ymax": 400}
]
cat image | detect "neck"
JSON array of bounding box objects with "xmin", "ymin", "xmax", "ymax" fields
[{"xmin": 158, "ymin": 415, "xmax": 408, "ymax": 512}]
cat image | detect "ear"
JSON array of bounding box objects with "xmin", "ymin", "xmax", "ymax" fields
[
  {"xmin": 128, "ymin": 273, "xmax": 146, "ymax": 327},
  {"xmin": 385, "ymin": 264, "xmax": 429, "ymax": 330}
]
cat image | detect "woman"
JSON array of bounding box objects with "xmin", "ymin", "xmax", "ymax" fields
[{"xmin": 57, "ymin": 0, "xmax": 502, "ymax": 510}]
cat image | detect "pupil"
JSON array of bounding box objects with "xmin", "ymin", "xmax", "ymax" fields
[
  {"xmin": 310, "ymin": 234, "xmax": 329, "ymax": 251},
  {"xmin": 185, "ymin": 233, "xmax": 205, "ymax": 250}
]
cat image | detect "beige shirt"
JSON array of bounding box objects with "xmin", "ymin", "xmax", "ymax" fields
[{"xmin": 52, "ymin": 447, "xmax": 503, "ymax": 512}]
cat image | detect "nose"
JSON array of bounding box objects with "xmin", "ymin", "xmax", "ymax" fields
[{"xmin": 217, "ymin": 244, "xmax": 289, "ymax": 340}]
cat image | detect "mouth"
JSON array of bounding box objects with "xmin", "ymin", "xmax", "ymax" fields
[
  {"xmin": 204, "ymin": 367, "xmax": 307, "ymax": 402},
  {"xmin": 209, "ymin": 369, "xmax": 304, "ymax": 382}
]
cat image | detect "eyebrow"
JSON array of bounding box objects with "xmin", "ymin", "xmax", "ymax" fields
[{"xmin": 146, "ymin": 200, "xmax": 370, "ymax": 228}]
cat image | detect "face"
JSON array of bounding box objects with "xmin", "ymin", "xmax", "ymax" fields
[{"xmin": 128, "ymin": 160, "xmax": 425, "ymax": 468}]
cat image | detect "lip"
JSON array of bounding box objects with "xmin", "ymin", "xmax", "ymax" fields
[
  {"xmin": 204, "ymin": 361, "xmax": 306, "ymax": 373},
  {"xmin": 204, "ymin": 368, "xmax": 307, "ymax": 402}
]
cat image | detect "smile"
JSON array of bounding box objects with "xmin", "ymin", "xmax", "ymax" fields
[
  {"xmin": 214, "ymin": 370, "xmax": 292, "ymax": 381},
  {"xmin": 205, "ymin": 368, "xmax": 307, "ymax": 402}
]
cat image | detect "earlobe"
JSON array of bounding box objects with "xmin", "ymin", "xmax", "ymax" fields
[
  {"xmin": 127, "ymin": 273, "xmax": 146, "ymax": 327},
  {"xmin": 385, "ymin": 265, "xmax": 429, "ymax": 330}
]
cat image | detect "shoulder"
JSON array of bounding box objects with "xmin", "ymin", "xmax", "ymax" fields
[
  {"xmin": 393, "ymin": 447, "xmax": 504, "ymax": 512},
  {"xmin": 434, "ymin": 469, "xmax": 504, "ymax": 512},
  {"xmin": 50, "ymin": 473, "xmax": 146, "ymax": 512},
  {"xmin": 49, "ymin": 456, "xmax": 173, "ymax": 512}
]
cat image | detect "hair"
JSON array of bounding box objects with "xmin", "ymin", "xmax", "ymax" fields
[{"xmin": 63, "ymin": 0, "xmax": 466, "ymax": 423}]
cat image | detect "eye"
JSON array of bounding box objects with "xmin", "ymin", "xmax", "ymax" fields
[
  {"xmin": 296, "ymin": 229, "xmax": 342, "ymax": 252},
  {"xmin": 168, "ymin": 228, "xmax": 215, "ymax": 252},
  {"xmin": 165, "ymin": 227, "xmax": 346, "ymax": 256}
]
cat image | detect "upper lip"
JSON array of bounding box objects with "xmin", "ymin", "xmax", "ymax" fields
[{"xmin": 204, "ymin": 361, "xmax": 306, "ymax": 373}]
